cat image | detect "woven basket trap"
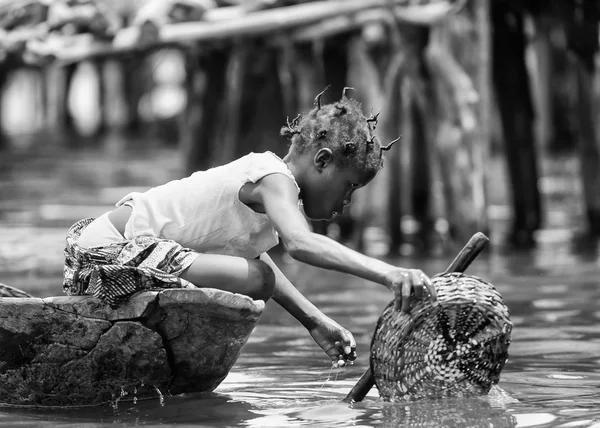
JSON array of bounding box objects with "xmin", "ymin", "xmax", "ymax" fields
[{"xmin": 370, "ymin": 272, "xmax": 512, "ymax": 402}]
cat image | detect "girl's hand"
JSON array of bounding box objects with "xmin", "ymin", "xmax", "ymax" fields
[
  {"xmin": 384, "ymin": 268, "xmax": 437, "ymax": 313},
  {"xmin": 309, "ymin": 316, "xmax": 357, "ymax": 367}
]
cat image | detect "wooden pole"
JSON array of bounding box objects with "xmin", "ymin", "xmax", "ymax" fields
[
  {"xmin": 425, "ymin": 29, "xmax": 486, "ymax": 245},
  {"xmin": 47, "ymin": 0, "xmax": 460, "ymax": 65},
  {"xmin": 214, "ymin": 42, "xmax": 247, "ymax": 164},
  {"xmin": 574, "ymin": 59, "xmax": 600, "ymax": 236},
  {"xmin": 532, "ymin": 14, "xmax": 554, "ymax": 151},
  {"xmin": 491, "ymin": 2, "xmax": 542, "ymax": 246},
  {"xmin": 182, "ymin": 47, "xmax": 230, "ymax": 174},
  {"xmin": 473, "ymin": 0, "xmax": 491, "ymax": 235},
  {"xmin": 409, "ymin": 81, "xmax": 435, "ymax": 249},
  {"xmin": 344, "ymin": 232, "xmax": 490, "ymax": 403},
  {"xmin": 0, "ymin": 58, "xmax": 12, "ymax": 148},
  {"xmin": 386, "ymin": 76, "xmax": 405, "ymax": 254},
  {"xmin": 567, "ymin": 0, "xmax": 600, "ymax": 236},
  {"xmin": 233, "ymin": 44, "xmax": 287, "ymax": 160},
  {"xmin": 161, "ymin": 1, "xmax": 458, "ymax": 43},
  {"xmin": 123, "ymin": 56, "xmax": 145, "ymax": 135}
]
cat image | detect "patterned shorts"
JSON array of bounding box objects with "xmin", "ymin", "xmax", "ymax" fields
[{"xmin": 63, "ymin": 218, "xmax": 200, "ymax": 308}]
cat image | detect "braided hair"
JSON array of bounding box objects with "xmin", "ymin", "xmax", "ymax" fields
[{"xmin": 280, "ymin": 86, "xmax": 398, "ymax": 176}]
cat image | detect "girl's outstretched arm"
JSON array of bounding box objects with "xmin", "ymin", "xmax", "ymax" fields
[
  {"xmin": 253, "ymin": 174, "xmax": 437, "ymax": 313},
  {"xmin": 260, "ymin": 252, "xmax": 356, "ymax": 365}
]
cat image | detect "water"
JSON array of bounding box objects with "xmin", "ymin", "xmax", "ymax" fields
[{"xmin": 1, "ymin": 140, "xmax": 599, "ymax": 427}]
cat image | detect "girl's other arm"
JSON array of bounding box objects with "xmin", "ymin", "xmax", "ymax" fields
[
  {"xmin": 259, "ymin": 252, "xmax": 356, "ymax": 364},
  {"xmin": 259, "ymin": 252, "xmax": 322, "ymax": 331}
]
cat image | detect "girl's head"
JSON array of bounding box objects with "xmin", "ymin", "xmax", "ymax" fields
[{"xmin": 281, "ymin": 87, "xmax": 397, "ymax": 220}]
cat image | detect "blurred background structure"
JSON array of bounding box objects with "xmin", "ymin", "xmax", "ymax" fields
[{"xmin": 0, "ymin": 0, "xmax": 599, "ymax": 259}]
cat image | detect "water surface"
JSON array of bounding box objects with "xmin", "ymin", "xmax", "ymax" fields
[{"xmin": 1, "ymin": 142, "xmax": 599, "ymax": 427}]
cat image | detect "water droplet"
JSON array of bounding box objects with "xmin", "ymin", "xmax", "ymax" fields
[{"xmin": 154, "ymin": 385, "xmax": 165, "ymax": 406}]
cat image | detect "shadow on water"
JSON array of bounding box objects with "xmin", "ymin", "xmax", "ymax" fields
[
  {"xmin": 1, "ymin": 137, "xmax": 600, "ymax": 427},
  {"xmin": 0, "ymin": 393, "xmax": 259, "ymax": 427}
]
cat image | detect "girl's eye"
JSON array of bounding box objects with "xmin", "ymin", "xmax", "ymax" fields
[{"xmin": 351, "ymin": 183, "xmax": 360, "ymax": 189}]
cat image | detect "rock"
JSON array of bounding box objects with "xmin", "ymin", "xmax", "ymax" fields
[
  {"xmin": 0, "ymin": 288, "xmax": 264, "ymax": 407},
  {"xmin": 43, "ymin": 292, "xmax": 160, "ymax": 321},
  {"xmin": 0, "ymin": 283, "xmax": 32, "ymax": 298},
  {"xmin": 149, "ymin": 288, "xmax": 265, "ymax": 394}
]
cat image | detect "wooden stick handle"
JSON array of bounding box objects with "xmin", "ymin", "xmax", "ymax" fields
[
  {"xmin": 343, "ymin": 232, "xmax": 490, "ymax": 403},
  {"xmin": 343, "ymin": 367, "xmax": 374, "ymax": 403},
  {"xmin": 443, "ymin": 232, "xmax": 490, "ymax": 274}
]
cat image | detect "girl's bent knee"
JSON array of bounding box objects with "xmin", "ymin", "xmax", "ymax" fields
[{"xmin": 247, "ymin": 260, "xmax": 276, "ymax": 301}]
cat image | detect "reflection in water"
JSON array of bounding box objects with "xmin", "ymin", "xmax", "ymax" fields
[
  {"xmin": 0, "ymin": 392, "xmax": 520, "ymax": 428},
  {"xmin": 378, "ymin": 396, "xmax": 517, "ymax": 428},
  {"xmin": 0, "ymin": 143, "xmax": 599, "ymax": 427}
]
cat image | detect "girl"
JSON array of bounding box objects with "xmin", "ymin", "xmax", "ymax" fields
[{"xmin": 63, "ymin": 88, "xmax": 437, "ymax": 367}]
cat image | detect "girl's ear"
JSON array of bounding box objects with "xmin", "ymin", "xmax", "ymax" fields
[{"xmin": 314, "ymin": 148, "xmax": 333, "ymax": 172}]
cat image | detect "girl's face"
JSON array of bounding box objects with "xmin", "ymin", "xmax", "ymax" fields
[{"xmin": 301, "ymin": 150, "xmax": 377, "ymax": 221}]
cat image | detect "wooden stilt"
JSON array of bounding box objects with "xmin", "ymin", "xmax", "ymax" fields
[
  {"xmin": 532, "ymin": 15, "xmax": 554, "ymax": 151},
  {"xmin": 182, "ymin": 47, "xmax": 230, "ymax": 174},
  {"xmin": 491, "ymin": 2, "xmax": 542, "ymax": 246},
  {"xmin": 473, "ymin": 0, "xmax": 491, "ymax": 237},
  {"xmin": 62, "ymin": 63, "xmax": 79, "ymax": 142},
  {"xmin": 385, "ymin": 75, "xmax": 405, "ymax": 254},
  {"xmin": 425, "ymin": 16, "xmax": 489, "ymax": 245},
  {"xmin": 92, "ymin": 59, "xmax": 107, "ymax": 136},
  {"xmin": 574, "ymin": 55, "xmax": 600, "ymax": 236},
  {"xmin": 409, "ymin": 84, "xmax": 435, "ymax": 249},
  {"xmin": 0, "ymin": 63, "xmax": 10, "ymax": 148},
  {"xmin": 315, "ymin": 35, "xmax": 352, "ymax": 236},
  {"xmin": 235, "ymin": 43, "xmax": 287, "ymax": 160},
  {"xmin": 565, "ymin": 0, "xmax": 600, "ymax": 236},
  {"xmin": 123, "ymin": 56, "xmax": 145, "ymax": 135},
  {"xmin": 214, "ymin": 42, "xmax": 248, "ymax": 164}
]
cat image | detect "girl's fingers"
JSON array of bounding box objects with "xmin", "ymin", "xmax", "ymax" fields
[
  {"xmin": 401, "ymin": 279, "xmax": 412, "ymax": 313},
  {"xmin": 393, "ymin": 282, "xmax": 402, "ymax": 311},
  {"xmin": 343, "ymin": 332, "xmax": 357, "ymax": 361},
  {"xmin": 327, "ymin": 342, "xmax": 343, "ymax": 364},
  {"xmin": 343, "ymin": 330, "xmax": 356, "ymax": 355},
  {"xmin": 422, "ymin": 274, "xmax": 438, "ymax": 306},
  {"xmin": 411, "ymin": 270, "xmax": 424, "ymax": 299},
  {"xmin": 335, "ymin": 335, "xmax": 357, "ymax": 363}
]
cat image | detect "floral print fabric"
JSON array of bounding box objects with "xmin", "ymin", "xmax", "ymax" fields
[{"xmin": 63, "ymin": 218, "xmax": 199, "ymax": 307}]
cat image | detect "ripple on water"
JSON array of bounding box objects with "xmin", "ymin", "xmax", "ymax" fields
[
  {"xmin": 510, "ymin": 340, "xmax": 600, "ymax": 358},
  {"xmin": 539, "ymin": 284, "xmax": 570, "ymax": 294},
  {"xmin": 547, "ymin": 374, "xmax": 586, "ymax": 380},
  {"xmin": 532, "ymin": 298, "xmax": 566, "ymax": 309},
  {"xmin": 512, "ymin": 413, "xmax": 557, "ymax": 427}
]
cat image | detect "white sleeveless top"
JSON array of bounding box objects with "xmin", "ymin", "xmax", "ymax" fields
[{"xmin": 116, "ymin": 151, "xmax": 300, "ymax": 259}]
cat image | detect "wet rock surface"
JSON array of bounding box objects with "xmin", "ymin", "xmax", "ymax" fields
[{"xmin": 0, "ymin": 288, "xmax": 264, "ymax": 407}]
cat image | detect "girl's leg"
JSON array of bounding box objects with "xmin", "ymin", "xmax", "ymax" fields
[{"xmin": 180, "ymin": 253, "xmax": 275, "ymax": 301}]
